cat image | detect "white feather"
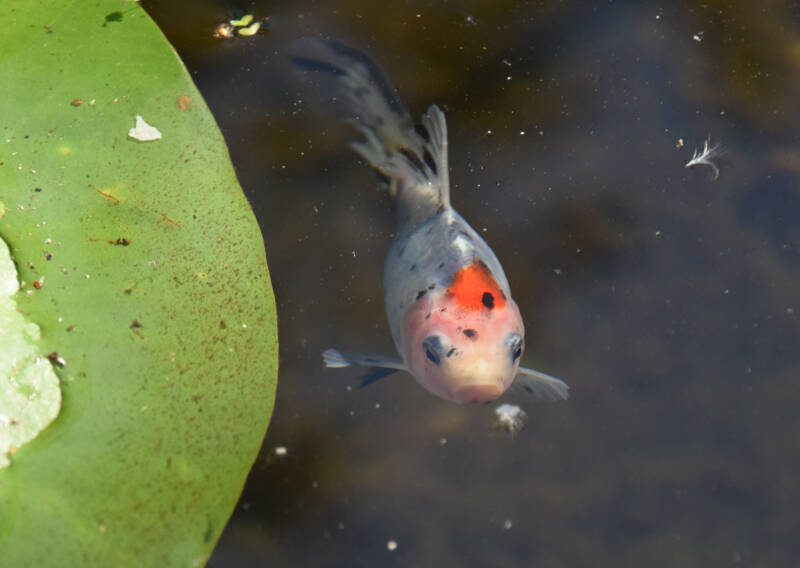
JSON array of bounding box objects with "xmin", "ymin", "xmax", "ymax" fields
[{"xmin": 685, "ymin": 136, "xmax": 723, "ymax": 179}]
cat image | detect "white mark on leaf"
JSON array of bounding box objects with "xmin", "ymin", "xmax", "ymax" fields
[{"xmin": 128, "ymin": 115, "xmax": 162, "ymax": 142}]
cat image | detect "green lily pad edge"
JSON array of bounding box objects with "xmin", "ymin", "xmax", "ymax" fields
[{"xmin": 0, "ymin": 1, "xmax": 278, "ymax": 566}]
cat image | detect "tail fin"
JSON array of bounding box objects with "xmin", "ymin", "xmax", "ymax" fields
[{"xmin": 290, "ymin": 38, "xmax": 450, "ymax": 219}]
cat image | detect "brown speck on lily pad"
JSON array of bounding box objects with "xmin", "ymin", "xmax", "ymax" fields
[
  {"xmin": 130, "ymin": 320, "xmax": 144, "ymax": 339},
  {"xmin": 47, "ymin": 352, "xmax": 66, "ymax": 367},
  {"xmin": 177, "ymin": 95, "xmax": 193, "ymax": 111}
]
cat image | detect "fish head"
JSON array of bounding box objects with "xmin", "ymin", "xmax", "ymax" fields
[{"xmin": 402, "ymin": 260, "xmax": 525, "ymax": 404}]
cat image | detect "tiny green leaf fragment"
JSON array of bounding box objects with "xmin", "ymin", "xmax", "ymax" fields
[
  {"xmin": 237, "ymin": 21, "xmax": 261, "ymax": 36},
  {"xmin": 229, "ymin": 14, "xmax": 253, "ymax": 27},
  {"xmin": 0, "ymin": 237, "xmax": 61, "ymax": 469}
]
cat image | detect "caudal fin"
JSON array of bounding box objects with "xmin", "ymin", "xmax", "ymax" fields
[{"xmin": 290, "ymin": 38, "xmax": 450, "ymax": 216}]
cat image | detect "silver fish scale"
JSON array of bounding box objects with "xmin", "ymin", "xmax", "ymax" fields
[{"xmin": 383, "ymin": 207, "xmax": 511, "ymax": 356}]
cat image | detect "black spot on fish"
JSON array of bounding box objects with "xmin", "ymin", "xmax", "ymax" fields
[
  {"xmin": 422, "ymin": 147, "xmax": 437, "ymax": 175},
  {"xmin": 463, "ymin": 329, "xmax": 478, "ymax": 340},
  {"xmin": 410, "ymin": 264, "xmax": 417, "ymax": 272},
  {"xmin": 524, "ymin": 385, "xmax": 534, "ymax": 394},
  {"xmin": 426, "ymin": 226, "xmax": 433, "ymax": 235},
  {"xmin": 397, "ymin": 246, "xmax": 405, "ymax": 257},
  {"xmin": 399, "ymin": 148, "xmax": 426, "ymax": 174},
  {"xmin": 415, "ymin": 123, "xmax": 430, "ymax": 142},
  {"xmin": 446, "ymin": 347, "xmax": 456, "ymax": 358},
  {"xmin": 375, "ymin": 168, "xmax": 391, "ymax": 186},
  {"xmin": 425, "ymin": 313, "xmax": 431, "ymax": 320},
  {"xmin": 416, "ymin": 290, "xmax": 426, "ymax": 300},
  {"xmin": 428, "ymin": 283, "xmax": 435, "ymax": 289},
  {"xmin": 482, "ymin": 292, "xmax": 495, "ymax": 309},
  {"xmin": 438, "ymin": 262, "xmax": 445, "ymax": 269}
]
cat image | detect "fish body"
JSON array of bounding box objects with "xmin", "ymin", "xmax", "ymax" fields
[{"xmin": 293, "ymin": 39, "xmax": 568, "ymax": 404}]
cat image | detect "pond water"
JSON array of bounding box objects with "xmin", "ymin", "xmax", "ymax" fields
[{"xmin": 142, "ymin": 1, "xmax": 800, "ymax": 566}]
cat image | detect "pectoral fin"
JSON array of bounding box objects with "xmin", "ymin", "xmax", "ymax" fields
[
  {"xmin": 512, "ymin": 367, "xmax": 569, "ymax": 401},
  {"xmin": 322, "ymin": 348, "xmax": 408, "ymax": 388}
]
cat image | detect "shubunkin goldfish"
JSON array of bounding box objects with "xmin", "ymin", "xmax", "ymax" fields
[{"xmin": 292, "ymin": 39, "xmax": 569, "ymax": 405}]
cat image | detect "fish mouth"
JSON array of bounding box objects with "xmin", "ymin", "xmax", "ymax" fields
[{"xmin": 453, "ymin": 383, "xmax": 503, "ymax": 404}]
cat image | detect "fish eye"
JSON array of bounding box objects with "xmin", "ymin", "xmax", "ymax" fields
[
  {"xmin": 422, "ymin": 335, "xmax": 443, "ymax": 366},
  {"xmin": 508, "ymin": 335, "xmax": 523, "ymax": 362}
]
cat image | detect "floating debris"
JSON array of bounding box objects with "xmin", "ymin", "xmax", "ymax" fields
[
  {"xmin": 692, "ymin": 31, "xmax": 704, "ymax": 42},
  {"xmin": 274, "ymin": 445, "xmax": 288, "ymax": 456},
  {"xmin": 493, "ymin": 403, "xmax": 528, "ymax": 435},
  {"xmin": 229, "ymin": 14, "xmax": 253, "ymax": 27},
  {"xmin": 386, "ymin": 540, "xmax": 398, "ymax": 551},
  {"xmin": 214, "ymin": 14, "xmax": 267, "ymax": 39},
  {"xmin": 237, "ymin": 21, "xmax": 261, "ymax": 37},
  {"xmin": 128, "ymin": 115, "xmax": 162, "ymax": 142},
  {"xmin": 213, "ymin": 22, "xmax": 234, "ymax": 39},
  {"xmin": 685, "ymin": 136, "xmax": 723, "ymax": 179}
]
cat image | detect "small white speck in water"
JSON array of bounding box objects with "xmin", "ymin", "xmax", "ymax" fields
[
  {"xmin": 386, "ymin": 540, "xmax": 398, "ymax": 551},
  {"xmin": 274, "ymin": 446, "xmax": 287, "ymax": 456}
]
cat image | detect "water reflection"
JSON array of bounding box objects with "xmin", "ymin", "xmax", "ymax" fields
[{"xmin": 142, "ymin": 1, "xmax": 800, "ymax": 566}]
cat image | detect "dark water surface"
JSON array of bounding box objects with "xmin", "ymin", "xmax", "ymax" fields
[{"xmin": 141, "ymin": 1, "xmax": 800, "ymax": 566}]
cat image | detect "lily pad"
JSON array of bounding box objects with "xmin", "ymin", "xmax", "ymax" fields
[{"xmin": 0, "ymin": 1, "xmax": 277, "ymax": 565}]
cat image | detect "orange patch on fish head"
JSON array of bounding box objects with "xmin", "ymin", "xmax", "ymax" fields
[
  {"xmin": 402, "ymin": 284, "xmax": 525, "ymax": 404},
  {"xmin": 445, "ymin": 259, "xmax": 507, "ymax": 312}
]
